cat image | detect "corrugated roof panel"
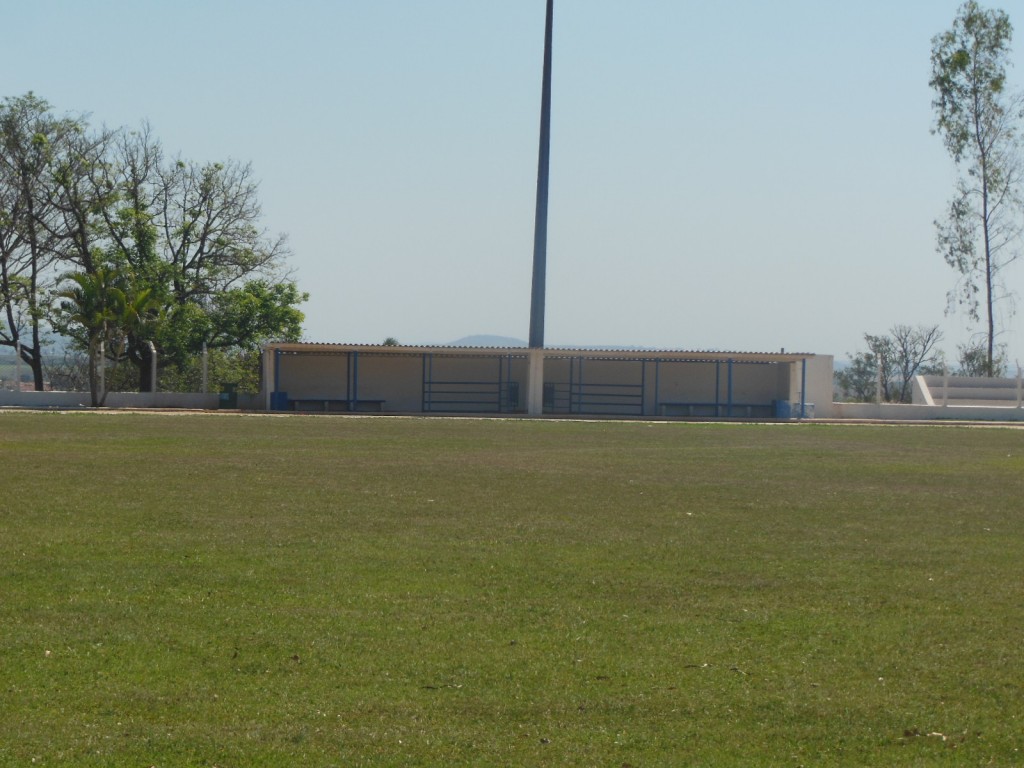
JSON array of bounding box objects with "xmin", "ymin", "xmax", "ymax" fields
[{"xmin": 266, "ymin": 342, "xmax": 818, "ymax": 362}]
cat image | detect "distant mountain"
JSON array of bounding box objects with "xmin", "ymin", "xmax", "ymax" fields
[{"xmin": 448, "ymin": 335, "xmax": 528, "ymax": 347}]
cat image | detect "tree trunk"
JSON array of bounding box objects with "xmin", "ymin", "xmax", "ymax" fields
[
  {"xmin": 18, "ymin": 343, "xmax": 45, "ymax": 391},
  {"xmin": 138, "ymin": 345, "xmax": 154, "ymax": 393},
  {"xmin": 979, "ymin": 133, "xmax": 995, "ymax": 378},
  {"xmin": 87, "ymin": 338, "xmax": 99, "ymax": 406},
  {"xmin": 30, "ymin": 321, "xmax": 45, "ymax": 391},
  {"xmin": 88, "ymin": 337, "xmax": 108, "ymax": 407}
]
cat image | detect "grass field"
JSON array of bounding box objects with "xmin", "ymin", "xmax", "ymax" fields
[{"xmin": 1, "ymin": 412, "xmax": 1022, "ymax": 766}]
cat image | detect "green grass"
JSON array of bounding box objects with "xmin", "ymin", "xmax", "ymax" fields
[{"xmin": 1, "ymin": 412, "xmax": 1023, "ymax": 766}]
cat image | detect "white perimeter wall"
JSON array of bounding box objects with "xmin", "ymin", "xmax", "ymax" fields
[
  {"xmin": 0, "ymin": 391, "xmax": 259, "ymax": 410},
  {"xmin": 834, "ymin": 401, "xmax": 1024, "ymax": 420}
]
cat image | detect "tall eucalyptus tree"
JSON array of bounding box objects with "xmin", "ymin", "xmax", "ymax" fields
[{"xmin": 931, "ymin": 1, "xmax": 1023, "ymax": 376}]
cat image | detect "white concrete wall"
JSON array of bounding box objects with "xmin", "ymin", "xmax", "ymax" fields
[
  {"xmin": 805, "ymin": 355, "xmax": 835, "ymax": 418},
  {"xmin": 833, "ymin": 401, "xmax": 1024, "ymax": 420},
  {"xmin": 0, "ymin": 391, "xmax": 241, "ymax": 410}
]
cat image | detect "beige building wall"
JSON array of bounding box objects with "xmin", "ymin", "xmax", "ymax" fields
[
  {"xmin": 654, "ymin": 361, "xmax": 718, "ymax": 404},
  {"xmin": 356, "ymin": 354, "xmax": 423, "ymax": 411},
  {"xmin": 276, "ymin": 353, "xmax": 349, "ymax": 397},
  {"xmin": 654, "ymin": 360, "xmax": 787, "ymax": 417}
]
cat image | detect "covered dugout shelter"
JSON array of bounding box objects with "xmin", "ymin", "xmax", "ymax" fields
[{"xmin": 262, "ymin": 343, "xmax": 833, "ymax": 419}]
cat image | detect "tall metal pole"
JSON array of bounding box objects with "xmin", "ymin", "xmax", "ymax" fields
[{"xmin": 529, "ymin": 0, "xmax": 554, "ymax": 349}]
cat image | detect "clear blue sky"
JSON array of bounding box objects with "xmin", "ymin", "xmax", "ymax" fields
[{"xmin": 4, "ymin": 1, "xmax": 1023, "ymax": 364}]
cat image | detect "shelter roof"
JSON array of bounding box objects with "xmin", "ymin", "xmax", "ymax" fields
[{"xmin": 265, "ymin": 342, "xmax": 818, "ymax": 364}]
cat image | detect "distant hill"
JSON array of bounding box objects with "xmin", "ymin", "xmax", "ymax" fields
[{"xmin": 447, "ymin": 335, "xmax": 528, "ymax": 347}]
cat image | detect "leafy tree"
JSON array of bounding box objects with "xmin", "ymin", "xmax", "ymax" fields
[
  {"xmin": 86, "ymin": 126, "xmax": 167, "ymax": 391},
  {"xmin": 104, "ymin": 135, "xmax": 304, "ymax": 390},
  {"xmin": 0, "ymin": 93, "xmax": 82, "ymax": 389},
  {"xmin": 156, "ymin": 157, "xmax": 289, "ymax": 301},
  {"xmin": 155, "ymin": 279, "xmax": 306, "ymax": 369},
  {"xmin": 834, "ymin": 355, "xmax": 878, "ymax": 404},
  {"xmin": 41, "ymin": 121, "xmax": 118, "ymax": 276},
  {"xmin": 836, "ymin": 325, "xmax": 945, "ymax": 403},
  {"xmin": 2, "ymin": 93, "xmax": 306, "ymax": 393},
  {"xmin": 155, "ymin": 347, "xmax": 265, "ymax": 395},
  {"xmin": 955, "ymin": 338, "xmax": 1008, "ymax": 375},
  {"xmin": 930, "ymin": 1, "xmax": 1023, "ymax": 376},
  {"xmin": 53, "ymin": 266, "xmax": 159, "ymax": 405}
]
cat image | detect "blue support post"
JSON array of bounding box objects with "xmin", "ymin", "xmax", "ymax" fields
[
  {"xmin": 270, "ymin": 348, "xmax": 284, "ymax": 410},
  {"xmin": 422, "ymin": 353, "xmax": 432, "ymax": 412},
  {"xmin": 498, "ymin": 355, "xmax": 504, "ymax": 412},
  {"xmin": 350, "ymin": 351, "xmax": 360, "ymax": 411},
  {"xmin": 654, "ymin": 359, "xmax": 661, "ymax": 416},
  {"xmin": 641, "ymin": 359, "xmax": 647, "ymax": 415},
  {"xmin": 506, "ymin": 353, "xmax": 515, "ymax": 411},
  {"xmin": 727, "ymin": 360, "xmax": 734, "ymax": 417},
  {"xmin": 569, "ymin": 357, "xmax": 577, "ymax": 413},
  {"xmin": 345, "ymin": 352, "xmax": 352, "ymax": 404},
  {"xmin": 800, "ymin": 358, "xmax": 807, "ymax": 419},
  {"xmin": 506, "ymin": 354, "xmax": 516, "ymax": 411},
  {"xmin": 715, "ymin": 361, "xmax": 721, "ymax": 416},
  {"xmin": 577, "ymin": 356, "xmax": 584, "ymax": 414}
]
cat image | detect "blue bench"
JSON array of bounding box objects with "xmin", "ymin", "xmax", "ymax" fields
[
  {"xmin": 290, "ymin": 398, "xmax": 385, "ymax": 413},
  {"xmin": 659, "ymin": 402, "xmax": 773, "ymax": 418}
]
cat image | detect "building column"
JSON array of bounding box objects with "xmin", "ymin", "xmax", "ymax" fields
[
  {"xmin": 263, "ymin": 346, "xmax": 275, "ymax": 411},
  {"xmin": 526, "ymin": 348, "xmax": 545, "ymax": 416}
]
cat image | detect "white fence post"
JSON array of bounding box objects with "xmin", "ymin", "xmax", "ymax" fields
[
  {"xmin": 875, "ymin": 353, "xmax": 883, "ymax": 404},
  {"xmin": 98, "ymin": 341, "xmax": 105, "ymax": 403},
  {"xmin": 942, "ymin": 365, "xmax": 949, "ymax": 407},
  {"xmin": 148, "ymin": 341, "xmax": 158, "ymax": 394}
]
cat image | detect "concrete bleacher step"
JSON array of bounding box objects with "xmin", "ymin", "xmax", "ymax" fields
[{"xmin": 915, "ymin": 374, "xmax": 1023, "ymax": 408}]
